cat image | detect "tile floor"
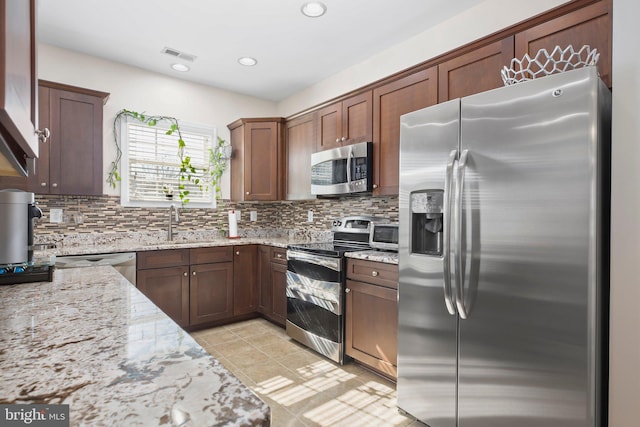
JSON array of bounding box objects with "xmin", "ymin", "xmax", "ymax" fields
[{"xmin": 190, "ymin": 318, "xmax": 422, "ymax": 427}]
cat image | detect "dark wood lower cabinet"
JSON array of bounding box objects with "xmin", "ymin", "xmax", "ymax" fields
[
  {"xmin": 270, "ymin": 262, "xmax": 287, "ymax": 326},
  {"xmin": 190, "ymin": 262, "xmax": 234, "ymax": 325},
  {"xmin": 137, "ymin": 266, "xmax": 190, "ymax": 327},
  {"xmin": 258, "ymin": 246, "xmax": 287, "ymax": 327},
  {"xmin": 345, "ymin": 259, "xmax": 398, "ymax": 379},
  {"xmin": 233, "ymin": 245, "xmax": 258, "ymax": 316}
]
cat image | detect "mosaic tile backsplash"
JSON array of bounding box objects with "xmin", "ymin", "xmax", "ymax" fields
[{"xmin": 33, "ymin": 195, "xmax": 399, "ymax": 243}]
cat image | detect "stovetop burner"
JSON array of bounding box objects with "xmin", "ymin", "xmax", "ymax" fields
[{"xmin": 0, "ymin": 261, "xmax": 54, "ymax": 285}]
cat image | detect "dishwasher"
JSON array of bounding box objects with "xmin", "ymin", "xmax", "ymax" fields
[{"xmin": 55, "ymin": 252, "xmax": 137, "ymax": 285}]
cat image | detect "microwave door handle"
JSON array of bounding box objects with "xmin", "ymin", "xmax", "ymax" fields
[{"xmin": 346, "ymin": 145, "xmax": 353, "ymax": 186}]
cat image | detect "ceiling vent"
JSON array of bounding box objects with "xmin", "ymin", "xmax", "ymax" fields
[{"xmin": 161, "ymin": 47, "xmax": 197, "ymax": 62}]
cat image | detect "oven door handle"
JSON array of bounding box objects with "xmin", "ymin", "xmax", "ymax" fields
[
  {"xmin": 287, "ymin": 250, "xmax": 342, "ymax": 271},
  {"xmin": 286, "ymin": 284, "xmax": 341, "ymax": 315}
]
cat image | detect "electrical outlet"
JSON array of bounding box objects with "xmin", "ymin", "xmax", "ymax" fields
[
  {"xmin": 50, "ymin": 208, "xmax": 63, "ymax": 223},
  {"xmin": 250, "ymin": 211, "xmax": 257, "ymax": 222},
  {"xmin": 235, "ymin": 210, "xmax": 241, "ymax": 221},
  {"xmin": 307, "ymin": 210, "xmax": 313, "ymax": 222}
]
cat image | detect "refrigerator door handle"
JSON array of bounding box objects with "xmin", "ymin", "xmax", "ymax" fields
[
  {"xmin": 442, "ymin": 149, "xmax": 458, "ymax": 315},
  {"xmin": 454, "ymin": 149, "xmax": 470, "ymax": 319}
]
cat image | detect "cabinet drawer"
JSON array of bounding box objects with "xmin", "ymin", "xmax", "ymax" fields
[
  {"xmin": 137, "ymin": 249, "xmax": 189, "ymax": 270},
  {"xmin": 271, "ymin": 247, "xmax": 287, "ymax": 265},
  {"xmin": 190, "ymin": 246, "xmax": 234, "ymax": 265},
  {"xmin": 346, "ymin": 258, "xmax": 398, "ymax": 289}
]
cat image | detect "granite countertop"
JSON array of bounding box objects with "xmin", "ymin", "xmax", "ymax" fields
[
  {"xmin": 346, "ymin": 250, "xmax": 398, "ymax": 265},
  {"xmin": 0, "ymin": 266, "xmax": 269, "ymax": 426},
  {"xmin": 34, "ymin": 230, "xmax": 398, "ymax": 265}
]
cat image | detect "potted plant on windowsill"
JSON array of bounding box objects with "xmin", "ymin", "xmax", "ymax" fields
[{"xmin": 107, "ymin": 109, "xmax": 230, "ymax": 206}]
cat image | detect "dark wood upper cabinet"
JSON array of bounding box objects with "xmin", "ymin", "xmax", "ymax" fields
[
  {"xmin": 0, "ymin": 0, "xmax": 38, "ymax": 176},
  {"xmin": 315, "ymin": 91, "xmax": 372, "ymax": 152},
  {"xmin": 438, "ymin": 36, "xmax": 515, "ymax": 103},
  {"xmin": 0, "ymin": 80, "xmax": 109, "ymax": 194},
  {"xmin": 372, "ymin": 67, "xmax": 438, "ymax": 196},
  {"xmin": 229, "ymin": 118, "xmax": 285, "ymax": 201},
  {"xmin": 285, "ymin": 112, "xmax": 316, "ymax": 200},
  {"xmin": 515, "ymin": 0, "xmax": 612, "ymax": 88}
]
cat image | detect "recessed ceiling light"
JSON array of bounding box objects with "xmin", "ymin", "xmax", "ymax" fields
[
  {"xmin": 238, "ymin": 57, "xmax": 258, "ymax": 66},
  {"xmin": 301, "ymin": 1, "xmax": 327, "ymax": 18},
  {"xmin": 171, "ymin": 63, "xmax": 190, "ymax": 72}
]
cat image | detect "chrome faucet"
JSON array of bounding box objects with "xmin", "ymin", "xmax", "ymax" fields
[{"xmin": 168, "ymin": 204, "xmax": 180, "ymax": 241}]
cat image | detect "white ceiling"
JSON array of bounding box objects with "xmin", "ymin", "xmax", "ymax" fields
[{"xmin": 37, "ymin": 0, "xmax": 485, "ymax": 102}]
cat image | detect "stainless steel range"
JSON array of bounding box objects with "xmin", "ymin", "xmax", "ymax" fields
[{"xmin": 286, "ymin": 216, "xmax": 384, "ymax": 364}]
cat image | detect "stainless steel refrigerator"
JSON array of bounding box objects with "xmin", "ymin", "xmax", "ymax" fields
[{"xmin": 397, "ymin": 67, "xmax": 610, "ymax": 427}]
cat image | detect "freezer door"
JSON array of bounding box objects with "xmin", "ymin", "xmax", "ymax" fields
[
  {"xmin": 398, "ymin": 99, "xmax": 460, "ymax": 427},
  {"xmin": 456, "ymin": 67, "xmax": 607, "ymax": 427}
]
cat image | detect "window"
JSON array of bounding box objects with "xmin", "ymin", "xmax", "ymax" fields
[{"xmin": 120, "ymin": 117, "xmax": 216, "ymax": 207}]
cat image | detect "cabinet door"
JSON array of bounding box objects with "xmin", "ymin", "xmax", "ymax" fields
[
  {"xmin": 342, "ymin": 91, "xmax": 373, "ymax": 145},
  {"xmin": 0, "ymin": 0, "xmax": 38, "ymax": 175},
  {"xmin": 285, "ymin": 113, "xmax": 316, "ymax": 200},
  {"xmin": 345, "ymin": 279, "xmax": 398, "ymax": 378},
  {"xmin": 315, "ymin": 102, "xmax": 342, "ymax": 151},
  {"xmin": 233, "ymin": 245, "xmax": 258, "ymax": 315},
  {"xmin": 258, "ymin": 246, "xmax": 272, "ymax": 315},
  {"xmin": 372, "ymin": 67, "xmax": 437, "ymax": 195},
  {"xmin": 0, "ymin": 84, "xmax": 48, "ymax": 190},
  {"xmin": 190, "ymin": 262, "xmax": 234, "ymax": 325},
  {"xmin": 438, "ymin": 36, "xmax": 514, "ymax": 102},
  {"xmin": 245, "ymin": 121, "xmax": 280, "ymax": 200},
  {"xmin": 271, "ymin": 262, "xmax": 287, "ymax": 327},
  {"xmin": 137, "ymin": 266, "xmax": 190, "ymax": 327},
  {"xmin": 48, "ymin": 88, "xmax": 103, "ymax": 195},
  {"xmin": 515, "ymin": 0, "xmax": 611, "ymax": 88}
]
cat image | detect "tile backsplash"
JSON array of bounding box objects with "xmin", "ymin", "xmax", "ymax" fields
[{"xmin": 34, "ymin": 195, "xmax": 398, "ymax": 241}]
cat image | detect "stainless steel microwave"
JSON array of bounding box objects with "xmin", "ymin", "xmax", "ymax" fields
[{"xmin": 310, "ymin": 141, "xmax": 373, "ymax": 196}]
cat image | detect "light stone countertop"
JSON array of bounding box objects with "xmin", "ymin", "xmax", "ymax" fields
[
  {"xmin": 34, "ymin": 230, "xmax": 398, "ymax": 265},
  {"xmin": 346, "ymin": 250, "xmax": 398, "ymax": 265},
  {"xmin": 0, "ymin": 266, "xmax": 269, "ymax": 426}
]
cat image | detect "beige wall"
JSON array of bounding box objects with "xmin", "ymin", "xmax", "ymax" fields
[
  {"xmin": 609, "ymin": 0, "xmax": 640, "ymax": 425},
  {"xmin": 276, "ymin": 0, "xmax": 569, "ymax": 116},
  {"xmin": 37, "ymin": 43, "xmax": 277, "ymax": 197}
]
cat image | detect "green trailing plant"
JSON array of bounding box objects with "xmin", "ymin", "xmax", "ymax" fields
[
  {"xmin": 207, "ymin": 136, "xmax": 230, "ymax": 200},
  {"xmin": 107, "ymin": 109, "xmax": 229, "ymax": 206}
]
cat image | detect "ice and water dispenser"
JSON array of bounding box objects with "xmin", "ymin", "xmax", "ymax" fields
[{"xmin": 410, "ymin": 190, "xmax": 443, "ymax": 256}]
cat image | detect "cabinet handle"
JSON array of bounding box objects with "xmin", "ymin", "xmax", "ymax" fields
[
  {"xmin": 52, "ymin": 183, "xmax": 58, "ymax": 188},
  {"xmin": 276, "ymin": 253, "xmax": 282, "ymax": 258},
  {"xmin": 335, "ymin": 138, "xmax": 340, "ymax": 143},
  {"xmin": 40, "ymin": 182, "xmax": 47, "ymax": 187},
  {"xmin": 183, "ymin": 272, "xmax": 187, "ymax": 277},
  {"xmin": 373, "ymin": 184, "xmax": 378, "ymax": 189},
  {"xmin": 245, "ymin": 191, "xmax": 250, "ymax": 195},
  {"xmin": 236, "ymin": 251, "xmax": 240, "ymax": 255},
  {"xmin": 345, "ymin": 288, "xmax": 351, "ymax": 293},
  {"xmin": 341, "ymin": 137, "xmax": 346, "ymax": 142},
  {"xmin": 192, "ymin": 271, "xmax": 196, "ymax": 276},
  {"xmin": 372, "ymin": 271, "xmax": 379, "ymax": 277},
  {"xmin": 35, "ymin": 128, "xmax": 50, "ymax": 143}
]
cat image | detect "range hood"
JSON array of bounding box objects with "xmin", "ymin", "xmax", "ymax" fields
[{"xmin": 0, "ymin": 134, "xmax": 29, "ymax": 176}]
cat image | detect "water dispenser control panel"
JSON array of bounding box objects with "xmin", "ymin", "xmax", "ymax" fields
[{"xmin": 410, "ymin": 190, "xmax": 444, "ymax": 255}]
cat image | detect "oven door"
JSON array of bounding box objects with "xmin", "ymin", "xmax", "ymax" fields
[{"xmin": 286, "ymin": 250, "xmax": 345, "ymax": 363}]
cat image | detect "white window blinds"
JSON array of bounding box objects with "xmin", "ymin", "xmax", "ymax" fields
[{"xmin": 121, "ymin": 119, "xmax": 216, "ymax": 207}]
